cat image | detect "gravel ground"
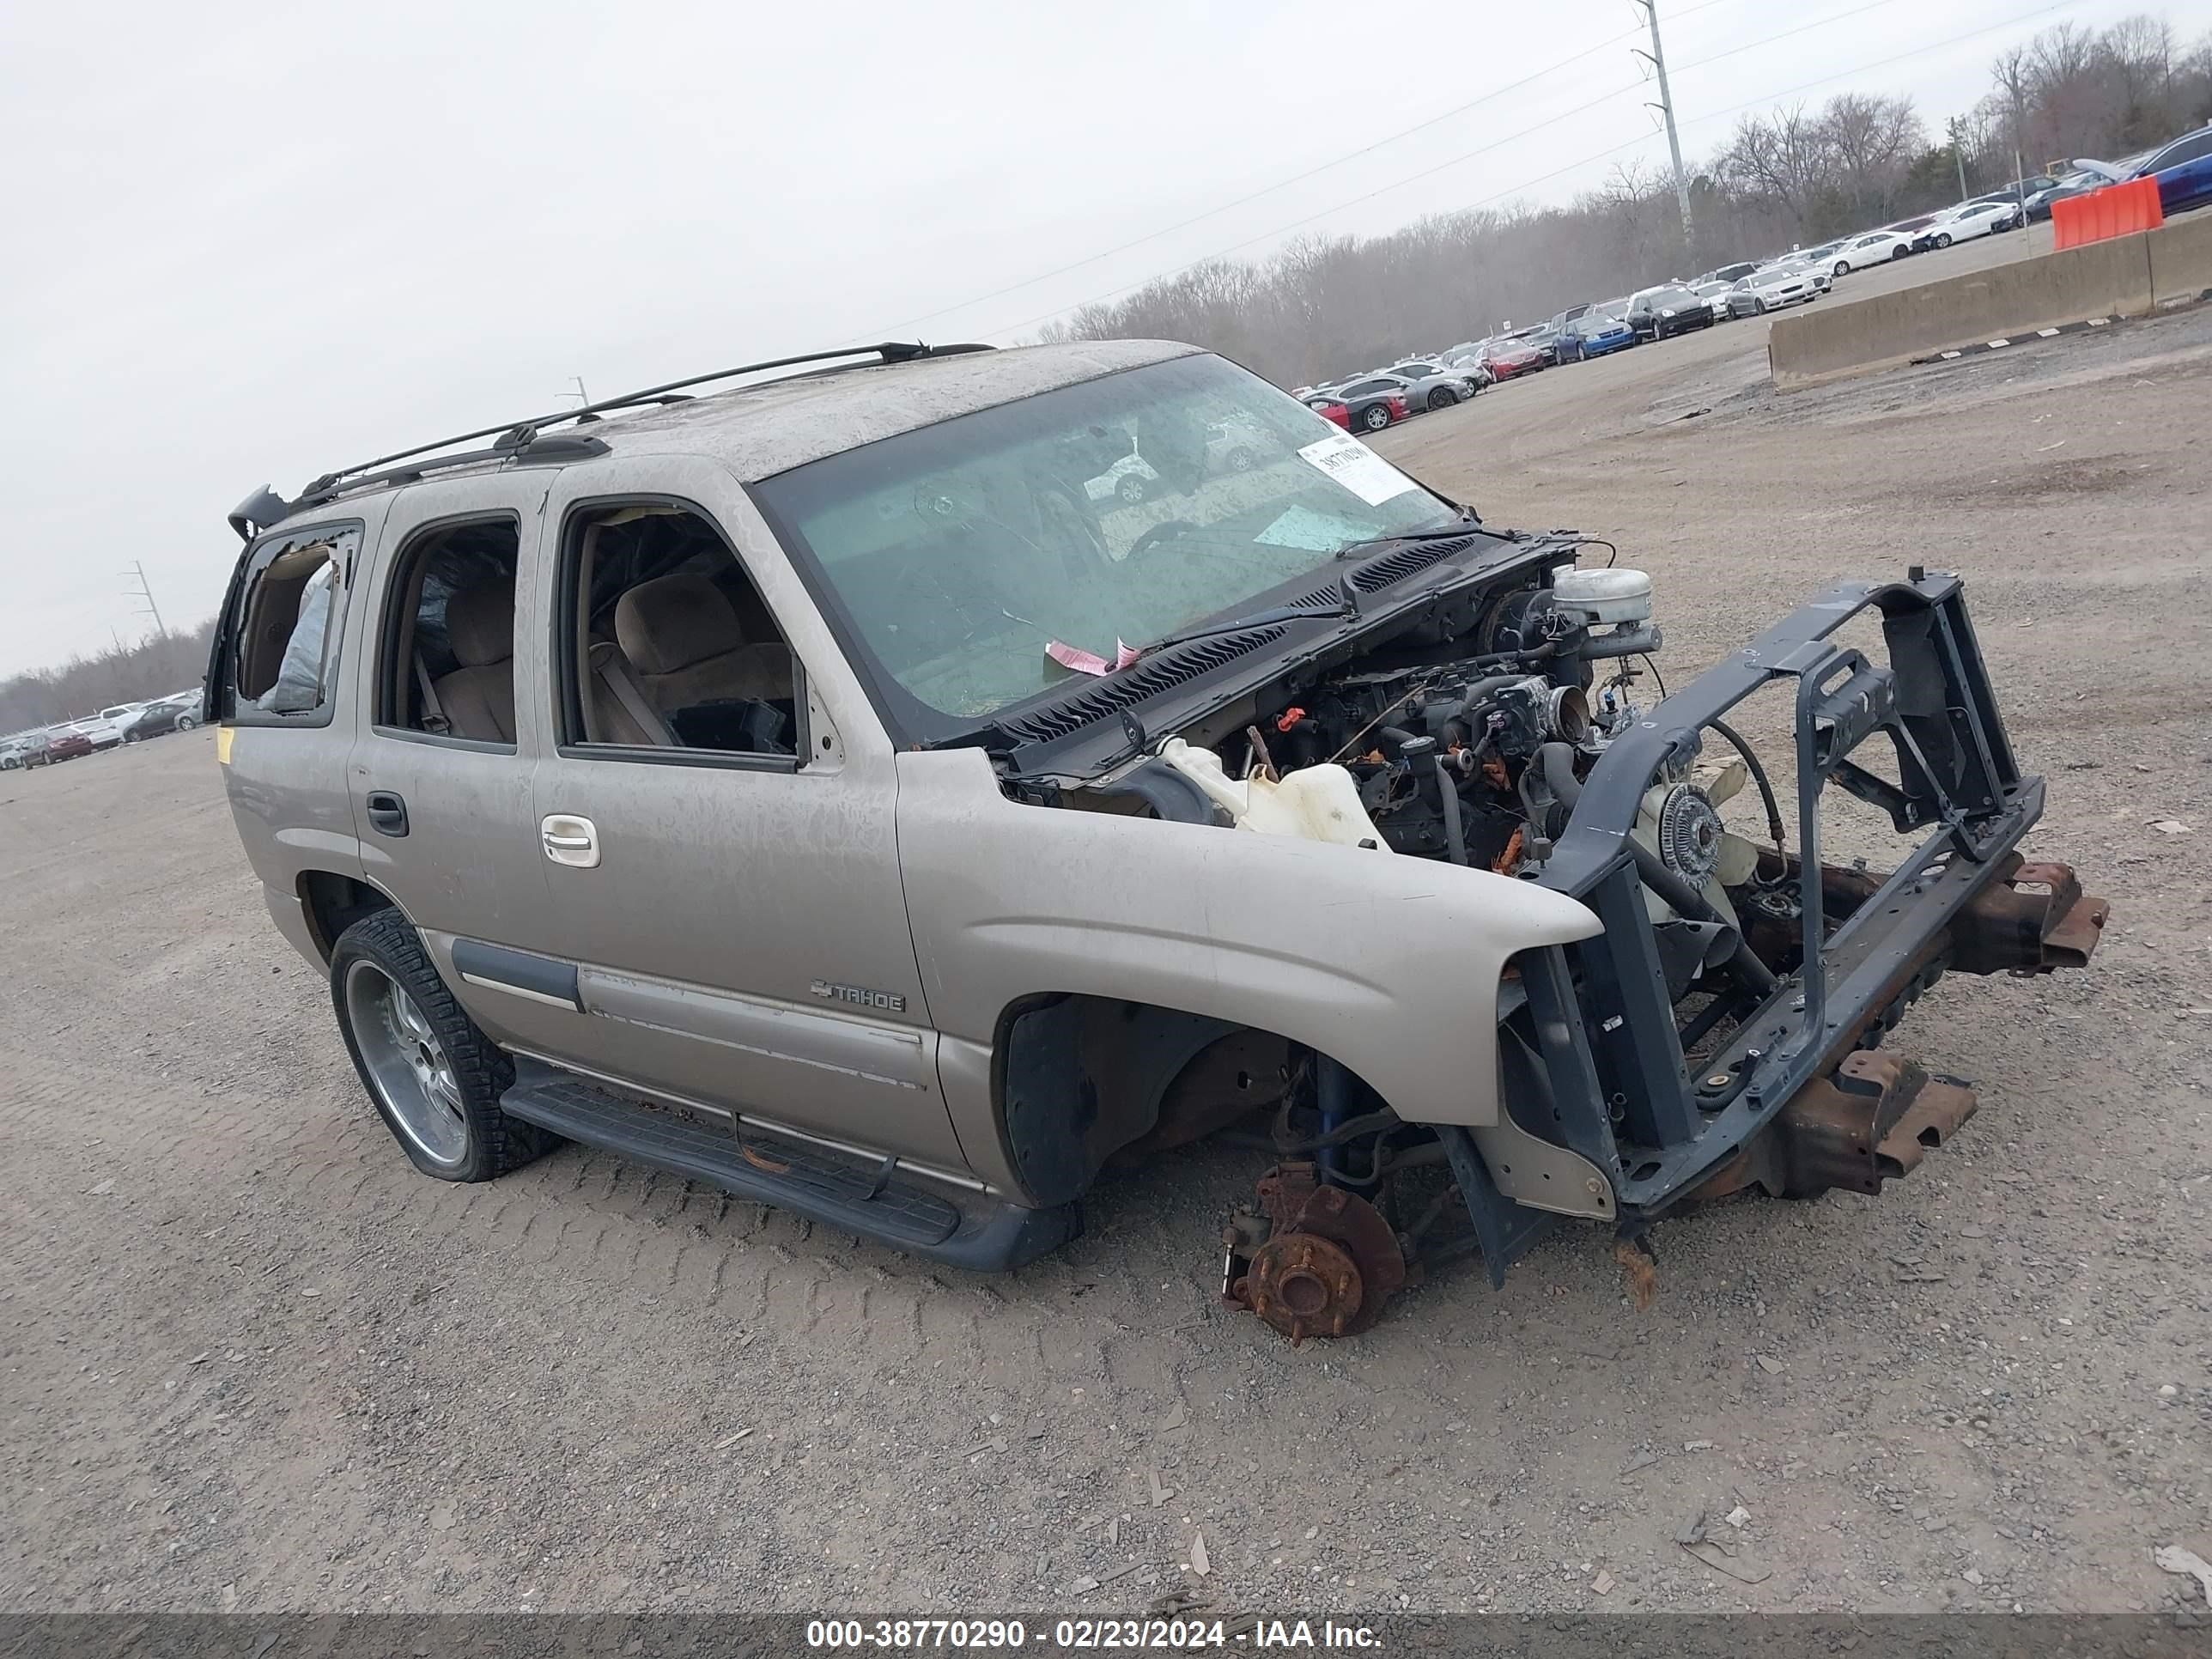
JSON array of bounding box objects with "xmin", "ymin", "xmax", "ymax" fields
[{"xmin": 3, "ymin": 304, "xmax": 2209, "ymax": 1620}]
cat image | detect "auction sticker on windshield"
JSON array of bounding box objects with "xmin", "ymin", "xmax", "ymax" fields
[{"xmin": 1297, "ymin": 432, "xmax": 1419, "ymax": 507}]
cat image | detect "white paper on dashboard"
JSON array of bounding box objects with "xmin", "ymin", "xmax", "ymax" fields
[{"xmin": 1297, "ymin": 432, "xmax": 1420, "ymax": 506}]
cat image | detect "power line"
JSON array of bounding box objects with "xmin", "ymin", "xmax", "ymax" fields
[
  {"xmin": 884, "ymin": 0, "xmax": 1748, "ymax": 336},
  {"xmin": 1669, "ymin": 0, "xmax": 1917, "ymax": 76},
  {"xmin": 978, "ymin": 0, "xmax": 2073, "ymax": 339}
]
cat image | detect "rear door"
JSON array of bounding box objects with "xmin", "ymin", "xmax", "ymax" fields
[
  {"xmin": 519, "ymin": 459, "xmax": 965, "ymax": 1170},
  {"xmin": 343, "ymin": 473, "xmax": 557, "ymax": 1041}
]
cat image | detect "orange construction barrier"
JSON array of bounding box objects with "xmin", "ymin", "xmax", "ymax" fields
[{"xmin": 2051, "ymin": 177, "xmax": 2166, "ymax": 250}]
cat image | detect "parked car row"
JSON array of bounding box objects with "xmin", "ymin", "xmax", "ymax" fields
[
  {"xmin": 1276, "ymin": 133, "xmax": 2210, "ymax": 428},
  {"xmin": 0, "ymin": 690, "xmax": 203, "ymax": 769},
  {"xmin": 1293, "ymin": 357, "xmax": 1487, "ymax": 432}
]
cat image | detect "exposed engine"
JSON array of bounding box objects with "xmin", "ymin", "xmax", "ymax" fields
[{"xmin": 1166, "ymin": 563, "xmax": 1738, "ymax": 890}]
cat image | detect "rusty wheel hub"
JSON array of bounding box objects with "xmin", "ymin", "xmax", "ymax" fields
[
  {"xmin": 1224, "ymin": 1162, "xmax": 1407, "ymax": 1342},
  {"xmin": 1243, "ymin": 1232, "xmax": 1364, "ymax": 1341}
]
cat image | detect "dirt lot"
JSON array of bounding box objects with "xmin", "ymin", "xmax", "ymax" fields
[{"xmin": 5, "ymin": 305, "xmax": 2210, "ymax": 1620}]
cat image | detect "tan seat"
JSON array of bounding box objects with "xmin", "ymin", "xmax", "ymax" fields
[
  {"xmin": 613, "ymin": 572, "xmax": 792, "ymax": 718},
  {"xmin": 431, "ymin": 580, "xmax": 516, "ymax": 743}
]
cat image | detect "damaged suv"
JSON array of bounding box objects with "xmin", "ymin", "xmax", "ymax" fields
[{"xmin": 209, "ymin": 339, "xmax": 2106, "ymax": 1340}]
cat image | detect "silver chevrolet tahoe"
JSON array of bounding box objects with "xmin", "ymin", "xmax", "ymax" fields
[{"xmin": 209, "ymin": 339, "xmax": 2106, "ymax": 1340}]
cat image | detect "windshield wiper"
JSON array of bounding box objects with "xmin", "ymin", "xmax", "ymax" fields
[
  {"xmin": 1144, "ymin": 571, "xmax": 1362, "ymax": 655},
  {"xmin": 1330, "ymin": 508, "xmax": 1483, "ymax": 561}
]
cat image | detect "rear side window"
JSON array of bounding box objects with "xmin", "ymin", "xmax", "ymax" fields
[
  {"xmin": 374, "ymin": 517, "xmax": 521, "ymax": 748},
  {"xmin": 2156, "ymin": 132, "xmax": 2212, "ymax": 167},
  {"xmin": 216, "ymin": 524, "xmax": 362, "ymax": 726}
]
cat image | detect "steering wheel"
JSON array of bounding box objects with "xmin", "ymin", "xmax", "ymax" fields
[{"xmin": 1126, "ymin": 520, "xmax": 1200, "ymax": 562}]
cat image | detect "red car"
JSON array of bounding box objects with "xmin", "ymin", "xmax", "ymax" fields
[
  {"xmin": 1310, "ymin": 390, "xmax": 1407, "ymax": 434},
  {"xmin": 1480, "ymin": 341, "xmax": 1546, "ymax": 381},
  {"xmin": 46, "ymin": 727, "xmax": 94, "ymax": 762}
]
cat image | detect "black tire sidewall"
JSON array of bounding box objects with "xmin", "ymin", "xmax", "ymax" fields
[{"xmin": 327, "ymin": 908, "xmax": 537, "ymax": 1182}]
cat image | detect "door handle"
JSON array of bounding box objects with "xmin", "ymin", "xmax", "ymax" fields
[
  {"xmin": 365, "ymin": 789, "xmax": 409, "ymax": 838},
  {"xmin": 540, "ymin": 813, "xmax": 600, "ymax": 869}
]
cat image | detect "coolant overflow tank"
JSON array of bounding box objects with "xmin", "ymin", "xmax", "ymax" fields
[{"xmin": 1552, "ymin": 566, "xmax": 1653, "ymax": 627}]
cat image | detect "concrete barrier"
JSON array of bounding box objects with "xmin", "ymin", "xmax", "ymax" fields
[
  {"xmin": 1769, "ymin": 235, "xmax": 2157, "ymax": 389},
  {"xmin": 2148, "ymin": 209, "xmax": 2212, "ymax": 304}
]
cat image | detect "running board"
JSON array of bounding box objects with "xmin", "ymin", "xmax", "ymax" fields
[{"xmin": 498, "ymin": 1060, "xmax": 1080, "ymax": 1271}]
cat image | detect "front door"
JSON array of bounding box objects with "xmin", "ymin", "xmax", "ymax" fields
[{"xmin": 520, "ymin": 464, "xmax": 964, "ymax": 1171}]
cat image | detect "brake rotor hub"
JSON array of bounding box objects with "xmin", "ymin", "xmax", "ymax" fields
[
  {"xmin": 1242, "ymin": 1232, "xmax": 1364, "ymax": 1341},
  {"xmin": 1223, "ymin": 1161, "xmax": 1407, "ymax": 1342}
]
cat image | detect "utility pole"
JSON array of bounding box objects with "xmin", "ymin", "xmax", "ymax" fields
[
  {"xmin": 125, "ymin": 561, "xmax": 168, "ymax": 638},
  {"xmin": 1948, "ymin": 116, "xmax": 1971, "ymax": 199},
  {"xmin": 1632, "ymin": 0, "xmax": 1694, "ymax": 252}
]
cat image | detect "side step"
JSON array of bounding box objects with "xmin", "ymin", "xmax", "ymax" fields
[{"xmin": 498, "ymin": 1060, "xmax": 1080, "ymax": 1271}]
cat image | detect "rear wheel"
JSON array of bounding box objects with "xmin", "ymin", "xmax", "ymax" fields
[
  {"xmin": 1116, "ymin": 473, "xmax": 1146, "ymax": 505},
  {"xmin": 329, "ymin": 909, "xmax": 552, "ymax": 1182}
]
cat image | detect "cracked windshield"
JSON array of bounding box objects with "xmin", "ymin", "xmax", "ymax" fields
[{"xmin": 759, "ymin": 354, "xmax": 1455, "ymax": 720}]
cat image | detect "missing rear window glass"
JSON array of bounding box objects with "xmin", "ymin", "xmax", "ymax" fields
[
  {"xmin": 380, "ymin": 520, "xmax": 521, "ymax": 744},
  {"xmin": 230, "ymin": 526, "xmax": 361, "ymax": 718}
]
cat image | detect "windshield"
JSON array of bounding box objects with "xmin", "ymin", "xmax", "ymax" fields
[{"xmin": 751, "ymin": 354, "xmax": 1456, "ymax": 732}]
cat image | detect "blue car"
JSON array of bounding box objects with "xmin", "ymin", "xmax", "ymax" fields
[
  {"xmin": 2131, "ymin": 125, "xmax": 2212, "ymax": 216},
  {"xmin": 1560, "ymin": 313, "xmax": 1637, "ymax": 361}
]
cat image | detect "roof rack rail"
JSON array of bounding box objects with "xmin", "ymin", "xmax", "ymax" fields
[{"xmin": 228, "ymin": 340, "xmax": 994, "ymax": 540}]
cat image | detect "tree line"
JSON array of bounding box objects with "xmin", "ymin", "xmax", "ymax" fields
[
  {"xmin": 1, "ymin": 622, "xmax": 215, "ymax": 737},
  {"xmin": 1038, "ymin": 15, "xmax": 2212, "ymax": 387}
]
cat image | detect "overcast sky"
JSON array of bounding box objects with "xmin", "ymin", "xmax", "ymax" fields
[{"xmin": 3, "ymin": 0, "xmax": 2201, "ymax": 677}]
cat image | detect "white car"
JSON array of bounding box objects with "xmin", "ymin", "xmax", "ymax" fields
[
  {"xmin": 76, "ymin": 703, "xmax": 146, "ymax": 750},
  {"xmin": 1829, "ymin": 230, "xmax": 1917, "ymax": 275},
  {"xmin": 1724, "ymin": 266, "xmax": 1820, "ymax": 317},
  {"xmin": 1911, "ymin": 199, "xmax": 2022, "ymax": 250},
  {"xmin": 1084, "ymin": 448, "xmax": 1161, "ymax": 506}
]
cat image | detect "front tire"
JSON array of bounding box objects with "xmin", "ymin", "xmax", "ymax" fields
[
  {"xmin": 1360, "ymin": 403, "xmax": 1391, "ymax": 433},
  {"xmin": 1116, "ymin": 474, "xmax": 1146, "ymax": 505},
  {"xmin": 175, "ymin": 713, "xmax": 198, "ymax": 732},
  {"xmin": 329, "ymin": 909, "xmax": 552, "ymax": 1182},
  {"xmin": 1426, "ymin": 388, "xmax": 1457, "ymax": 412},
  {"xmin": 1891, "ymin": 245, "xmax": 1910, "ymax": 259},
  {"xmin": 1934, "ymin": 233, "xmax": 1953, "ymax": 249}
]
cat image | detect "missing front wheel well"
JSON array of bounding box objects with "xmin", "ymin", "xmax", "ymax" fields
[{"xmin": 993, "ymin": 994, "xmax": 1291, "ymax": 1206}]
